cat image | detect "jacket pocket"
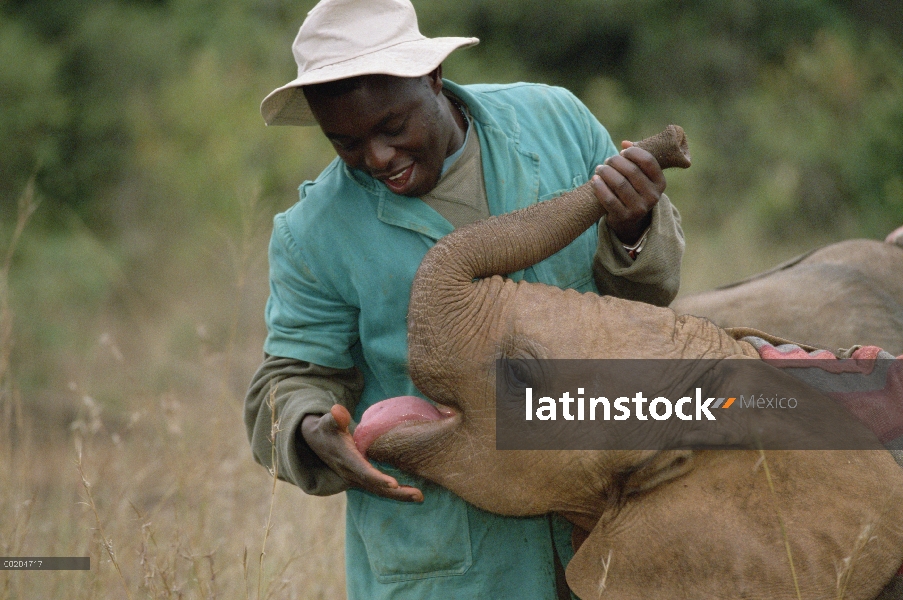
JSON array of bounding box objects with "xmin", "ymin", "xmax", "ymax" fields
[
  {"xmin": 346, "ymin": 470, "xmax": 472, "ymax": 583},
  {"xmin": 537, "ymin": 174, "xmax": 586, "ymax": 202}
]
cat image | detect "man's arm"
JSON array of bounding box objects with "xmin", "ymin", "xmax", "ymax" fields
[
  {"xmin": 589, "ymin": 141, "xmax": 685, "ymax": 306},
  {"xmin": 554, "ymin": 88, "xmax": 684, "ymax": 306},
  {"xmin": 245, "ymin": 354, "xmax": 423, "ymax": 501},
  {"xmin": 244, "ymin": 354, "xmax": 363, "ymax": 495},
  {"xmin": 593, "ymin": 191, "xmax": 684, "ymax": 306}
]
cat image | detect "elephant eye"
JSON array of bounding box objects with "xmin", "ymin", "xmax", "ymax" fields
[
  {"xmin": 497, "ymin": 338, "xmax": 551, "ymax": 401},
  {"xmin": 504, "ymin": 359, "xmax": 534, "ymax": 389}
]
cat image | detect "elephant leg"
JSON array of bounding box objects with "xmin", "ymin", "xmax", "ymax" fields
[{"xmin": 565, "ymin": 450, "xmax": 903, "ymax": 600}]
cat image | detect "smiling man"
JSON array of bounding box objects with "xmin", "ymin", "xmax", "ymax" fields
[
  {"xmin": 244, "ymin": 0, "xmax": 685, "ymax": 598},
  {"xmin": 303, "ymin": 74, "xmax": 465, "ymax": 198}
]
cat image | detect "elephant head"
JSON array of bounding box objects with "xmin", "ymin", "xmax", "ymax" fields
[{"xmin": 353, "ymin": 128, "xmax": 903, "ymax": 599}]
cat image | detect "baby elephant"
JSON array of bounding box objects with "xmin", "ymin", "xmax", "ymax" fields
[{"xmin": 354, "ymin": 129, "xmax": 903, "ymax": 599}]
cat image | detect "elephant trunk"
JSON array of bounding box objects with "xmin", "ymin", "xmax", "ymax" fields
[
  {"xmin": 407, "ymin": 126, "xmax": 690, "ymax": 400},
  {"xmin": 416, "ymin": 124, "xmax": 690, "ymax": 288}
]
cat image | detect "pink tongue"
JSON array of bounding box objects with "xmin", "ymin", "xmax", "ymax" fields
[{"xmin": 353, "ymin": 396, "xmax": 444, "ymax": 456}]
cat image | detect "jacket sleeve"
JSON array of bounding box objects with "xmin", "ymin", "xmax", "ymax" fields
[
  {"xmin": 593, "ymin": 193, "xmax": 685, "ymax": 306},
  {"xmin": 244, "ymin": 353, "xmax": 363, "ymax": 496},
  {"xmin": 559, "ymin": 86, "xmax": 685, "ymax": 306}
]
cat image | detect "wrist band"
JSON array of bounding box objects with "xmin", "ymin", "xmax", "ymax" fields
[{"xmin": 622, "ymin": 228, "xmax": 649, "ymax": 260}]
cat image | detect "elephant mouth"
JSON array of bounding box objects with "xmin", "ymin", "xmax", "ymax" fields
[{"xmin": 353, "ymin": 395, "xmax": 458, "ymax": 457}]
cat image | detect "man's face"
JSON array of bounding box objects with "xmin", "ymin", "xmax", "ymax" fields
[{"xmin": 304, "ymin": 72, "xmax": 460, "ymax": 198}]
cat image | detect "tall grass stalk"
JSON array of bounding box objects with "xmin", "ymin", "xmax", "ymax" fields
[
  {"xmin": 834, "ymin": 483, "xmax": 902, "ymax": 599},
  {"xmin": 1, "ymin": 180, "xmax": 39, "ymax": 600},
  {"xmin": 259, "ymin": 386, "xmax": 281, "ymax": 600},
  {"xmin": 1, "ymin": 495, "xmax": 35, "ymax": 598},
  {"xmin": 218, "ymin": 187, "xmax": 267, "ymax": 409},
  {"xmin": 835, "ymin": 523, "xmax": 874, "ymax": 600},
  {"xmin": 1, "ymin": 177, "xmax": 39, "ymax": 468},
  {"xmin": 758, "ymin": 449, "xmax": 802, "ymax": 600},
  {"xmin": 76, "ymin": 445, "xmax": 134, "ymax": 600},
  {"xmin": 2, "ymin": 176, "xmax": 39, "ymax": 275}
]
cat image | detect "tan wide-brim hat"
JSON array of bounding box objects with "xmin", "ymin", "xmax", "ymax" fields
[{"xmin": 261, "ymin": 0, "xmax": 479, "ymax": 126}]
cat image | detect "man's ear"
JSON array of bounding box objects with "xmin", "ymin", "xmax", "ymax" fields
[{"xmin": 427, "ymin": 65, "xmax": 443, "ymax": 94}]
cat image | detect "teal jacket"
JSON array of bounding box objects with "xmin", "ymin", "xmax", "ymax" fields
[{"xmin": 258, "ymin": 80, "xmax": 684, "ymax": 599}]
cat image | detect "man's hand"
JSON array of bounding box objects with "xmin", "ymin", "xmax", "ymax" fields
[
  {"xmin": 301, "ymin": 405, "xmax": 424, "ymax": 502},
  {"xmin": 590, "ymin": 140, "xmax": 667, "ymax": 245}
]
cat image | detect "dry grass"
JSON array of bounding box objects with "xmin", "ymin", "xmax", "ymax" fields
[
  {"xmin": 0, "ymin": 386, "xmax": 346, "ymax": 599},
  {"xmin": 1, "ymin": 169, "xmax": 893, "ymax": 600},
  {"xmin": 0, "ymin": 186, "xmax": 346, "ymax": 599}
]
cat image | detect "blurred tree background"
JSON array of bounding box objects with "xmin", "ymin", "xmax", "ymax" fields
[{"xmin": 2, "ymin": 0, "xmax": 903, "ymax": 418}]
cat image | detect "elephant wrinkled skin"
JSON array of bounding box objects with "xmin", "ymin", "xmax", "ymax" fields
[
  {"xmin": 671, "ymin": 238, "xmax": 903, "ymax": 355},
  {"xmin": 353, "ymin": 159, "xmax": 903, "ymax": 597}
]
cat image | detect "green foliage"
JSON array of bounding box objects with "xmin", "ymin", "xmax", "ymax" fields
[
  {"xmin": 737, "ymin": 29, "xmax": 903, "ymax": 237},
  {"xmin": 3, "ymin": 0, "xmax": 900, "ymax": 238},
  {"xmin": 0, "ymin": 14, "xmax": 68, "ymax": 219},
  {"xmin": 5, "ymin": 210, "xmax": 124, "ymax": 401},
  {"xmin": 427, "ymin": 0, "xmax": 843, "ymax": 97},
  {"xmin": 2, "ymin": 0, "xmax": 903, "ymax": 407}
]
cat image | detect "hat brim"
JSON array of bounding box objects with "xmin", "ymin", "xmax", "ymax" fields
[{"xmin": 261, "ymin": 36, "xmax": 479, "ymax": 126}]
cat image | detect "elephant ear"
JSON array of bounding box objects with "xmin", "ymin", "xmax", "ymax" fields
[{"xmin": 565, "ymin": 450, "xmax": 903, "ymax": 600}]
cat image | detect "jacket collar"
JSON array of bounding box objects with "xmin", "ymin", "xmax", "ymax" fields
[
  {"xmin": 443, "ymin": 80, "xmax": 541, "ymax": 217},
  {"xmin": 341, "ymin": 79, "xmax": 542, "ymax": 241}
]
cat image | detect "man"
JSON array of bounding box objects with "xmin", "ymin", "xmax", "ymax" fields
[{"xmin": 245, "ymin": 0, "xmax": 685, "ymax": 597}]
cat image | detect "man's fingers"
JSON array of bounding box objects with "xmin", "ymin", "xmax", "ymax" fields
[
  {"xmin": 590, "ymin": 174, "xmax": 622, "ymax": 216},
  {"xmin": 302, "ymin": 410, "xmax": 425, "ymax": 503},
  {"xmin": 619, "ymin": 145, "xmax": 666, "ymax": 189},
  {"xmin": 369, "ymin": 479, "xmax": 423, "ymax": 502},
  {"xmin": 593, "ymin": 146, "xmax": 664, "ymax": 244},
  {"xmin": 597, "ymin": 162, "xmax": 637, "ymax": 200},
  {"xmin": 331, "ymin": 404, "xmax": 351, "ymax": 430},
  {"xmin": 344, "ymin": 464, "xmax": 398, "ymax": 490},
  {"xmin": 601, "ymin": 151, "xmax": 664, "ymax": 197},
  {"xmin": 371, "ymin": 483, "xmax": 424, "ymax": 503},
  {"xmin": 591, "ymin": 165, "xmax": 654, "ymax": 245},
  {"xmin": 394, "ymin": 485, "xmax": 424, "ymax": 502},
  {"xmin": 594, "ymin": 164, "xmax": 652, "ymax": 224},
  {"xmin": 344, "ymin": 461, "xmax": 424, "ymax": 502},
  {"xmin": 327, "ymin": 427, "xmax": 426, "ymax": 503}
]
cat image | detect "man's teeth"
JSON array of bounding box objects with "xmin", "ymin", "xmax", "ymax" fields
[{"xmin": 388, "ymin": 168, "xmax": 408, "ymax": 181}]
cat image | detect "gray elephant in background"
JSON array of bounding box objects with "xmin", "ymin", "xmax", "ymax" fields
[
  {"xmin": 671, "ymin": 231, "xmax": 903, "ymax": 355},
  {"xmin": 353, "ymin": 161, "xmax": 903, "ymax": 599}
]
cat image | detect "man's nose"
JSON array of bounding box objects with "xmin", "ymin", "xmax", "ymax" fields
[{"xmin": 364, "ymin": 138, "xmax": 394, "ymax": 172}]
